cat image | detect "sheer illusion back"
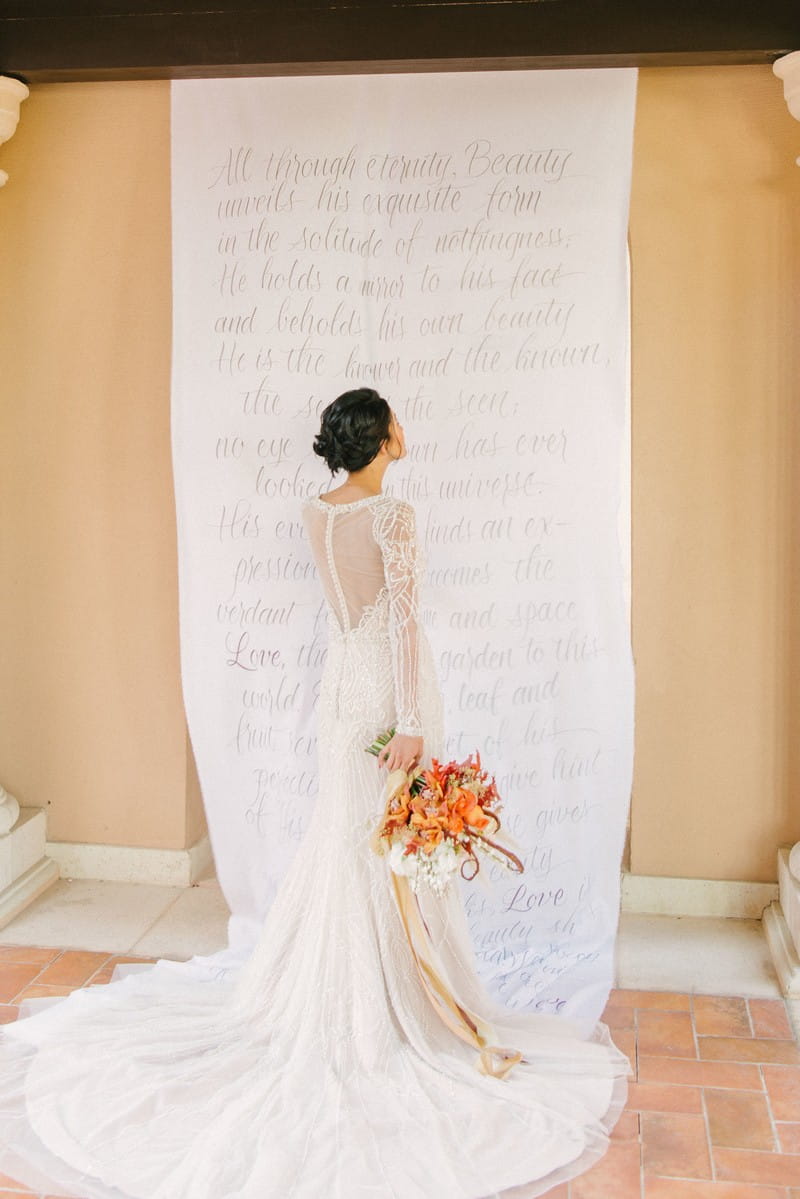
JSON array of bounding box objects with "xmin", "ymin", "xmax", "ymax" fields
[
  {"xmin": 304, "ymin": 495, "xmax": 389, "ymax": 631},
  {"xmin": 0, "ymin": 486, "xmax": 631, "ymax": 1199},
  {"xmin": 303, "ymin": 492, "xmax": 424, "ymax": 736}
]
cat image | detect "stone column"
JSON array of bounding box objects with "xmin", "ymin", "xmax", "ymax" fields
[
  {"xmin": 765, "ymin": 847, "xmax": 800, "ymax": 997},
  {"xmin": 762, "ymin": 52, "xmax": 800, "ymax": 997},
  {"xmin": 0, "ymin": 785, "xmax": 19, "ymax": 835},
  {"xmin": 0, "ymin": 77, "xmax": 61, "ymax": 926},
  {"xmin": 0, "ymin": 784, "xmax": 60, "ymax": 930}
]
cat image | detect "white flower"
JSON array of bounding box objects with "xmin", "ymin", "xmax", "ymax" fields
[
  {"xmin": 389, "ymin": 836, "xmax": 462, "ymax": 896},
  {"xmin": 431, "ymin": 840, "xmax": 459, "ymax": 878},
  {"xmin": 389, "ymin": 838, "xmax": 419, "ymax": 880}
]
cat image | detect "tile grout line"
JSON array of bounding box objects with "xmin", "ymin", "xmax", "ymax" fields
[
  {"xmin": 744, "ymin": 994, "xmax": 755, "ymax": 1037},
  {"xmin": 9, "ymin": 946, "xmax": 67, "ymax": 1004},
  {"xmin": 699, "ymin": 1081, "xmax": 715, "ymax": 1186},
  {"xmin": 9, "ymin": 947, "xmax": 117, "ymax": 1005},
  {"xmin": 634, "ymin": 1002, "xmax": 644, "ymax": 1199},
  {"xmin": 691, "ymin": 992, "xmax": 718, "ymax": 1184},
  {"xmin": 760, "ymin": 1060, "xmax": 783, "ymax": 1157}
]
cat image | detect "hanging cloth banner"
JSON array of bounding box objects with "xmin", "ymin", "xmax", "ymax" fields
[{"xmin": 167, "ymin": 69, "xmax": 637, "ymax": 1025}]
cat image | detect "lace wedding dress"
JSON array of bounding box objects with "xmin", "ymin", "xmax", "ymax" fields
[{"xmin": 0, "ymin": 490, "xmax": 630, "ymax": 1199}]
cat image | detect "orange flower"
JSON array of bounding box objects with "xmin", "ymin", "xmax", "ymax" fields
[
  {"xmin": 464, "ymin": 803, "xmax": 490, "ymax": 829},
  {"xmin": 451, "ymin": 787, "xmax": 475, "ymax": 814},
  {"xmin": 422, "ymin": 828, "xmax": 443, "ymax": 854}
]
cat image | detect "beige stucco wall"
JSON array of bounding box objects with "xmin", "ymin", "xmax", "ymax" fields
[
  {"xmin": 0, "ymin": 67, "xmax": 797, "ymax": 875},
  {"xmin": 629, "ymin": 66, "xmax": 799, "ymax": 881},
  {"xmin": 0, "ymin": 81, "xmax": 205, "ymax": 849}
]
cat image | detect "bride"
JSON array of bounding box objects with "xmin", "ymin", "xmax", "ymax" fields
[{"xmin": 0, "ymin": 387, "xmax": 630, "ymax": 1199}]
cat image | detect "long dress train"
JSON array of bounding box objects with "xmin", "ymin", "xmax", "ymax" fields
[{"xmin": 0, "ymin": 490, "xmax": 631, "ymax": 1199}]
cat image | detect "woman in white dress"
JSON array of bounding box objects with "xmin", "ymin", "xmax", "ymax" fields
[{"xmin": 0, "ymin": 387, "xmax": 630, "ymax": 1199}]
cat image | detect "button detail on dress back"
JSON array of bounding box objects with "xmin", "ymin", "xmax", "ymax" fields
[{"xmin": 323, "ymin": 509, "xmax": 351, "ymax": 634}]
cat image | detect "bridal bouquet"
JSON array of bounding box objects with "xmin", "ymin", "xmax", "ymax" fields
[{"xmin": 365, "ymin": 728, "xmax": 524, "ymax": 896}]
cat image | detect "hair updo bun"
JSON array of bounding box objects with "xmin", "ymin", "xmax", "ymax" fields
[{"xmin": 312, "ymin": 388, "xmax": 392, "ymax": 474}]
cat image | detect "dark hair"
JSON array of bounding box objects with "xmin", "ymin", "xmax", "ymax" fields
[{"xmin": 312, "ymin": 388, "xmax": 392, "ymax": 474}]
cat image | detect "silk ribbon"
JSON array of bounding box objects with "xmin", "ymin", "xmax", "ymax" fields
[{"xmin": 372, "ymin": 768, "xmax": 525, "ymax": 1081}]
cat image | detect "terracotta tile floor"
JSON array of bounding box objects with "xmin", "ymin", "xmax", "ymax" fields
[{"xmin": 0, "ymin": 946, "xmax": 798, "ymax": 1197}]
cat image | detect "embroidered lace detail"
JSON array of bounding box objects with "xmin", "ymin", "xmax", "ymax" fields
[{"xmin": 372, "ymin": 500, "xmax": 426, "ymax": 738}]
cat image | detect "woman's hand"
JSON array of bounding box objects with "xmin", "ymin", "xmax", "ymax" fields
[{"xmin": 376, "ymin": 732, "xmax": 423, "ymax": 774}]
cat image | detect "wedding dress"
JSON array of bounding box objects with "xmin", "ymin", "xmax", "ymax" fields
[{"xmin": 0, "ymin": 489, "xmax": 630, "ymax": 1199}]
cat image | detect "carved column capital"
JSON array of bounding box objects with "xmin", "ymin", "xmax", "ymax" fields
[
  {"xmin": 0, "ymin": 75, "xmax": 29, "ymax": 187},
  {"xmin": 774, "ymin": 52, "xmax": 800, "ymax": 119},
  {"xmin": 774, "ymin": 51, "xmax": 800, "ymax": 166}
]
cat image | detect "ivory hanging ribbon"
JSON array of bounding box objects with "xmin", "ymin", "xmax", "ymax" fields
[{"xmin": 372, "ymin": 768, "xmax": 525, "ymax": 1081}]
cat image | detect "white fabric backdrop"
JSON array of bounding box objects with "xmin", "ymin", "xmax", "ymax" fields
[{"xmin": 168, "ymin": 69, "xmax": 637, "ymax": 1024}]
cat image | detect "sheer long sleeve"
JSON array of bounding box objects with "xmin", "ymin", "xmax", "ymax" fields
[{"xmin": 374, "ymin": 500, "xmax": 424, "ymax": 737}]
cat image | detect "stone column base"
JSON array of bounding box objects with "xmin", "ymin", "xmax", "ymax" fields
[
  {"xmin": 0, "ymin": 807, "xmax": 60, "ymax": 930},
  {"xmin": 763, "ymin": 846, "xmax": 800, "ymax": 997}
]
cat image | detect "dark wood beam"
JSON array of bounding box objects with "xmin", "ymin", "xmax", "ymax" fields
[{"xmin": 1, "ymin": 1, "xmax": 798, "ymax": 83}]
